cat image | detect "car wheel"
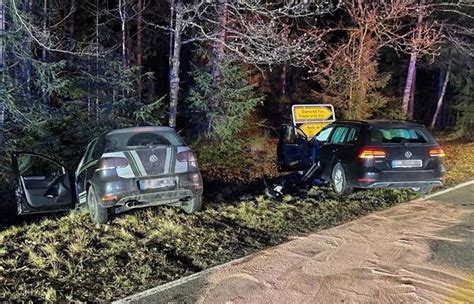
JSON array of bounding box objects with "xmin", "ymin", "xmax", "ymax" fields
[
  {"xmin": 181, "ymin": 195, "xmax": 202, "ymax": 214},
  {"xmin": 87, "ymin": 185, "xmax": 108, "ymax": 224},
  {"xmin": 331, "ymin": 163, "xmax": 353, "ymax": 196},
  {"xmin": 412, "ymin": 186, "xmax": 433, "ymax": 195}
]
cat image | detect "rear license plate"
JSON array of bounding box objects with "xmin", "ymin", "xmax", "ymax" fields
[
  {"xmin": 391, "ymin": 159, "xmax": 423, "ymax": 168},
  {"xmin": 139, "ymin": 177, "xmax": 175, "ymax": 190}
]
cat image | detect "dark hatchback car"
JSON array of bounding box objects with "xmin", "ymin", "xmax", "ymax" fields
[
  {"xmin": 278, "ymin": 120, "xmax": 446, "ymax": 195},
  {"xmin": 12, "ymin": 126, "xmax": 203, "ymax": 223}
]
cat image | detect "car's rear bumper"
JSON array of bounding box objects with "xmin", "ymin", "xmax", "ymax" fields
[
  {"xmin": 365, "ymin": 180, "xmax": 443, "ymax": 188},
  {"xmin": 352, "ymin": 168, "xmax": 445, "ymax": 189},
  {"xmin": 93, "ymin": 172, "xmax": 203, "ymax": 210},
  {"xmin": 111, "ymin": 189, "xmax": 197, "ymax": 213}
]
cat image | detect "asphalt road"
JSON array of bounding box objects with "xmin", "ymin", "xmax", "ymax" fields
[{"xmin": 120, "ymin": 182, "xmax": 474, "ymax": 304}]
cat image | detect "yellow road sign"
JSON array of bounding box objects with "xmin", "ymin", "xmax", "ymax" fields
[
  {"xmin": 292, "ymin": 104, "xmax": 335, "ymax": 123},
  {"xmin": 299, "ymin": 122, "xmax": 330, "ymax": 139}
]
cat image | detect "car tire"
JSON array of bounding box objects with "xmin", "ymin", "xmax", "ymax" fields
[
  {"xmin": 87, "ymin": 185, "xmax": 108, "ymax": 224},
  {"xmin": 181, "ymin": 195, "xmax": 202, "ymax": 214},
  {"xmin": 331, "ymin": 163, "xmax": 353, "ymax": 196}
]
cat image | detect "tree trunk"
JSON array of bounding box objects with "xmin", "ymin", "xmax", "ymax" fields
[
  {"xmin": 95, "ymin": 0, "xmax": 99, "ymax": 117},
  {"xmin": 42, "ymin": 0, "xmax": 49, "ymax": 105},
  {"xmin": 402, "ymin": 0, "xmax": 424, "ymax": 118},
  {"xmin": 0, "ymin": 0, "xmax": 5, "ymax": 146},
  {"xmin": 118, "ymin": 0, "xmax": 127, "ymax": 68},
  {"xmin": 136, "ymin": 0, "xmax": 143, "ymax": 99},
  {"xmin": 208, "ymin": 0, "xmax": 228, "ymax": 134},
  {"xmin": 431, "ymin": 62, "xmax": 451, "ymax": 129},
  {"xmin": 168, "ymin": 0, "xmax": 183, "ymax": 128},
  {"xmin": 211, "ymin": 0, "xmax": 228, "ymax": 85},
  {"xmin": 22, "ymin": 0, "xmax": 33, "ymax": 97},
  {"xmin": 66, "ymin": 0, "xmax": 75, "ymax": 72},
  {"xmin": 125, "ymin": 1, "xmax": 131, "ymax": 67},
  {"xmin": 42, "ymin": 0, "xmax": 48, "ymax": 62},
  {"xmin": 0, "ymin": 0, "xmax": 4, "ymax": 70},
  {"xmin": 402, "ymin": 52, "xmax": 417, "ymax": 117},
  {"xmin": 408, "ymin": 68, "xmax": 416, "ymax": 120},
  {"xmin": 280, "ymin": 64, "xmax": 286, "ymax": 96}
]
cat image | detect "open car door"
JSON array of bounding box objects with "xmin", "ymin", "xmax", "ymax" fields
[
  {"xmin": 12, "ymin": 152, "xmax": 75, "ymax": 215},
  {"xmin": 277, "ymin": 125, "xmax": 311, "ymax": 172}
]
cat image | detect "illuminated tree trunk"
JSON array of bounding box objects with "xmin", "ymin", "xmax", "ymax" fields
[
  {"xmin": 408, "ymin": 68, "xmax": 416, "ymax": 120},
  {"xmin": 402, "ymin": 0, "xmax": 425, "ymax": 118},
  {"xmin": 168, "ymin": 0, "xmax": 183, "ymax": 128},
  {"xmin": 208, "ymin": 0, "xmax": 228, "ymax": 135},
  {"xmin": 281, "ymin": 64, "xmax": 286, "ymax": 96},
  {"xmin": 0, "ymin": 0, "xmax": 4, "ymax": 71},
  {"xmin": 0, "ymin": 0, "xmax": 5, "ymax": 146},
  {"xmin": 118, "ymin": 0, "xmax": 128, "ymax": 68},
  {"xmin": 137, "ymin": 0, "xmax": 143, "ymax": 100},
  {"xmin": 431, "ymin": 62, "xmax": 451, "ymax": 129},
  {"xmin": 66, "ymin": 0, "xmax": 75, "ymax": 72}
]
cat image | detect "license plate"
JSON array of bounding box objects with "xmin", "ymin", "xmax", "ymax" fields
[
  {"xmin": 392, "ymin": 159, "xmax": 423, "ymax": 168},
  {"xmin": 139, "ymin": 177, "xmax": 175, "ymax": 190}
]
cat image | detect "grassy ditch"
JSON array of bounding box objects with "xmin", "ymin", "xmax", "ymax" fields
[
  {"xmin": 0, "ymin": 188, "xmax": 417, "ymax": 302},
  {"xmin": 439, "ymin": 139, "xmax": 474, "ymax": 186},
  {"xmin": 0, "ymin": 137, "xmax": 471, "ymax": 302}
]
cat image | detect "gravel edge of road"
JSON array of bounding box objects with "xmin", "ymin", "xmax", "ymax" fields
[{"xmin": 114, "ymin": 179, "xmax": 474, "ymax": 304}]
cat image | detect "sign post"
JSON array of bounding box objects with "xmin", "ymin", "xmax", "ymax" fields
[{"xmin": 291, "ymin": 104, "xmax": 336, "ymax": 139}]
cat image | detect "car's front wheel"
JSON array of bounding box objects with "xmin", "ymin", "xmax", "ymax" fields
[
  {"xmin": 87, "ymin": 185, "xmax": 109, "ymax": 224},
  {"xmin": 332, "ymin": 163, "xmax": 353, "ymax": 196},
  {"xmin": 181, "ymin": 195, "xmax": 202, "ymax": 214}
]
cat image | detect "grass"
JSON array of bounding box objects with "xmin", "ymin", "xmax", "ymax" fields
[
  {"xmin": 439, "ymin": 138, "xmax": 474, "ymax": 186},
  {"xmin": 0, "ymin": 187, "xmax": 418, "ymax": 302},
  {"xmin": 0, "ymin": 138, "xmax": 472, "ymax": 302}
]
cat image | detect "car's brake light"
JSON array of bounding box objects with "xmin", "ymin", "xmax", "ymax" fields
[
  {"xmin": 180, "ymin": 173, "xmax": 203, "ymax": 191},
  {"xmin": 177, "ymin": 150, "xmax": 198, "ymax": 169},
  {"xmin": 359, "ymin": 149, "xmax": 386, "ymax": 159},
  {"xmin": 429, "ymin": 147, "xmax": 446, "ymax": 157},
  {"xmin": 96, "ymin": 157, "xmax": 129, "ymax": 171},
  {"xmin": 177, "ymin": 150, "xmax": 197, "ymax": 162}
]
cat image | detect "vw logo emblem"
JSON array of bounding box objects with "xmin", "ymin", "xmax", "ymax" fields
[
  {"xmin": 149, "ymin": 154, "xmax": 159, "ymax": 163},
  {"xmin": 404, "ymin": 151, "xmax": 412, "ymax": 159}
]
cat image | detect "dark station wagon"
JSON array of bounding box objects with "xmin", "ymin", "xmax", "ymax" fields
[{"xmin": 278, "ymin": 120, "xmax": 446, "ymax": 195}]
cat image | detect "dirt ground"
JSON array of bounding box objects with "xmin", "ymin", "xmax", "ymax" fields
[{"xmin": 194, "ymin": 183, "xmax": 474, "ymax": 304}]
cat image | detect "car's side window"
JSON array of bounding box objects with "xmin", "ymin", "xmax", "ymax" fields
[
  {"xmin": 330, "ymin": 126, "xmax": 349, "ymax": 144},
  {"xmin": 315, "ymin": 126, "xmax": 334, "ymax": 142},
  {"xmin": 91, "ymin": 136, "xmax": 104, "ymax": 160},
  {"xmin": 18, "ymin": 154, "xmax": 65, "ymax": 179},
  {"xmin": 84, "ymin": 139, "xmax": 98, "ymax": 164},
  {"xmin": 345, "ymin": 127, "xmax": 360, "ymax": 144}
]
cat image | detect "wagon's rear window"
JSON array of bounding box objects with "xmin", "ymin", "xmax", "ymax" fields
[
  {"xmin": 370, "ymin": 128, "xmax": 432, "ymax": 144},
  {"xmin": 105, "ymin": 130, "xmax": 184, "ymax": 152}
]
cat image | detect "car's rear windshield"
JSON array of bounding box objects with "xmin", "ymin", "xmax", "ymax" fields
[
  {"xmin": 370, "ymin": 127, "xmax": 433, "ymax": 144},
  {"xmin": 105, "ymin": 129, "xmax": 184, "ymax": 152}
]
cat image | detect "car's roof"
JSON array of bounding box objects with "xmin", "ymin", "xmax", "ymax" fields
[
  {"xmin": 106, "ymin": 126, "xmax": 175, "ymax": 135},
  {"xmin": 334, "ymin": 120, "xmax": 425, "ymax": 128}
]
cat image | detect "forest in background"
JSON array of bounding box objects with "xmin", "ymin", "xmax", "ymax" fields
[{"xmin": 0, "ymin": 0, "xmax": 472, "ymax": 182}]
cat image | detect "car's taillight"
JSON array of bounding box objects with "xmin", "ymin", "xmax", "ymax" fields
[
  {"xmin": 180, "ymin": 173, "xmax": 203, "ymax": 191},
  {"xmin": 429, "ymin": 147, "xmax": 446, "ymax": 157},
  {"xmin": 177, "ymin": 150, "xmax": 197, "ymax": 162},
  {"xmin": 96, "ymin": 157, "xmax": 129, "ymax": 171},
  {"xmin": 359, "ymin": 149, "xmax": 387, "ymax": 159},
  {"xmin": 177, "ymin": 150, "xmax": 198, "ymax": 168}
]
